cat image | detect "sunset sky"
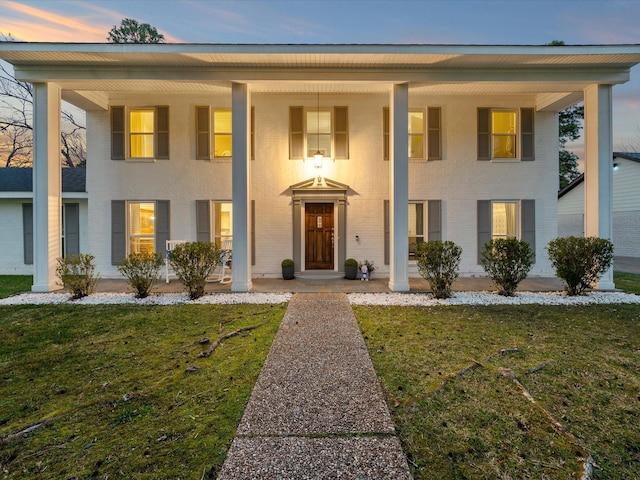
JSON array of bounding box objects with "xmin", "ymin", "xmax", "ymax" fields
[{"xmin": 2, "ymin": 0, "xmax": 640, "ymax": 153}]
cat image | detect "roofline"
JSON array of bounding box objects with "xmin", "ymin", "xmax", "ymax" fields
[
  {"xmin": 558, "ymin": 152, "xmax": 640, "ymax": 198},
  {"xmin": 613, "ymin": 151, "xmax": 640, "ymax": 163}
]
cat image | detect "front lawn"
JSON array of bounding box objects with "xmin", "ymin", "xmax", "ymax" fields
[
  {"xmin": 0, "ymin": 275, "xmax": 32, "ymax": 299},
  {"xmin": 356, "ymin": 304, "xmax": 640, "ymax": 479},
  {"xmin": 614, "ymin": 271, "xmax": 640, "ymax": 295},
  {"xmin": 0, "ymin": 303, "xmax": 286, "ymax": 479}
]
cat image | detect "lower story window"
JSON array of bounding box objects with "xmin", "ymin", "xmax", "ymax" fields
[
  {"xmin": 214, "ymin": 202, "xmax": 233, "ymax": 248},
  {"xmin": 129, "ymin": 202, "xmax": 156, "ymax": 254},
  {"xmin": 409, "ymin": 202, "xmax": 424, "ymax": 260},
  {"xmin": 492, "ymin": 201, "xmax": 518, "ymax": 239}
]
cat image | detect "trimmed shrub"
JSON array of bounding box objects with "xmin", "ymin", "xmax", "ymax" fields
[
  {"xmin": 169, "ymin": 241, "xmax": 219, "ymax": 300},
  {"xmin": 415, "ymin": 240, "xmax": 462, "ymax": 299},
  {"xmin": 547, "ymin": 236, "xmax": 614, "ymax": 296},
  {"xmin": 56, "ymin": 253, "xmax": 100, "ymax": 299},
  {"xmin": 481, "ymin": 238, "xmax": 534, "ymax": 296},
  {"xmin": 281, "ymin": 259, "xmax": 294, "ymax": 267},
  {"xmin": 118, "ymin": 252, "xmax": 164, "ymax": 299},
  {"xmin": 345, "ymin": 258, "xmax": 358, "ymax": 267}
]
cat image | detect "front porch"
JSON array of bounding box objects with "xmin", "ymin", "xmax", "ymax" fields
[{"xmin": 94, "ymin": 275, "xmax": 565, "ymax": 294}]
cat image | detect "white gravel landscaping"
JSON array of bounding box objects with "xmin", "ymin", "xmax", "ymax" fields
[{"xmin": 0, "ymin": 290, "xmax": 638, "ymax": 306}]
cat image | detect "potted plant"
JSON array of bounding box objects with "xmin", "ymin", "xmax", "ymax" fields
[
  {"xmin": 345, "ymin": 258, "xmax": 358, "ymax": 280},
  {"xmin": 358, "ymin": 259, "xmax": 376, "ymax": 280},
  {"xmin": 281, "ymin": 259, "xmax": 295, "ymax": 280}
]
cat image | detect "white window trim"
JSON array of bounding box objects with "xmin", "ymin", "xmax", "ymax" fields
[
  {"xmin": 126, "ymin": 200, "xmax": 156, "ymax": 255},
  {"xmin": 491, "ymin": 200, "xmax": 520, "ymax": 240},
  {"xmin": 304, "ymin": 107, "xmax": 334, "ymax": 160},
  {"xmin": 490, "ymin": 108, "xmax": 520, "ymax": 162},
  {"xmin": 408, "ymin": 200, "xmax": 426, "ymax": 262},
  {"xmin": 127, "ymin": 107, "xmax": 157, "ymax": 162}
]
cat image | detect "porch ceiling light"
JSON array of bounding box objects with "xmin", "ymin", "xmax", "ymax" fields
[{"xmin": 313, "ymin": 91, "xmax": 323, "ymax": 169}]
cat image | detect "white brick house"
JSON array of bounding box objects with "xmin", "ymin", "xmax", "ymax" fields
[
  {"xmin": 559, "ymin": 152, "xmax": 640, "ymax": 257},
  {"xmin": 1, "ymin": 43, "xmax": 639, "ymax": 292}
]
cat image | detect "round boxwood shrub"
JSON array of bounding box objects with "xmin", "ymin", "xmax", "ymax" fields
[
  {"xmin": 118, "ymin": 251, "xmax": 164, "ymax": 298},
  {"xmin": 547, "ymin": 236, "xmax": 614, "ymax": 296},
  {"xmin": 169, "ymin": 241, "xmax": 219, "ymax": 300},
  {"xmin": 481, "ymin": 238, "xmax": 534, "ymax": 296},
  {"xmin": 415, "ymin": 240, "xmax": 462, "ymax": 299}
]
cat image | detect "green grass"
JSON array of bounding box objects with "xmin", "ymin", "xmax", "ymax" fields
[
  {"xmin": 614, "ymin": 271, "xmax": 640, "ymax": 295},
  {"xmin": 0, "ymin": 303, "xmax": 287, "ymax": 479},
  {"xmin": 356, "ymin": 304, "xmax": 640, "ymax": 480},
  {"xmin": 0, "ymin": 275, "xmax": 32, "ymax": 298}
]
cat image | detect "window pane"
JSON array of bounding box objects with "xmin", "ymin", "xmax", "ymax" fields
[
  {"xmin": 130, "ymin": 110, "xmax": 154, "ymax": 133},
  {"xmin": 409, "ymin": 135, "xmax": 424, "ymax": 158},
  {"xmin": 130, "ymin": 109, "xmax": 155, "ymax": 158},
  {"xmin": 408, "ymin": 112, "xmax": 424, "ymax": 134},
  {"xmin": 408, "ymin": 203, "xmax": 424, "ymax": 260},
  {"xmin": 215, "ymin": 134, "xmax": 232, "ymax": 157},
  {"xmin": 408, "ymin": 111, "xmax": 424, "ymax": 158},
  {"xmin": 307, "ymin": 110, "xmax": 332, "ymax": 157},
  {"xmin": 214, "ymin": 110, "xmax": 232, "ymax": 133},
  {"xmin": 130, "ymin": 134, "xmax": 154, "ymax": 158},
  {"xmin": 129, "ymin": 202, "xmax": 155, "ymax": 254},
  {"xmin": 492, "ymin": 202, "xmax": 517, "ymax": 239}
]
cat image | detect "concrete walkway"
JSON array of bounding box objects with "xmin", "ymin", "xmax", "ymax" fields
[{"xmin": 217, "ymin": 293, "xmax": 412, "ymax": 480}]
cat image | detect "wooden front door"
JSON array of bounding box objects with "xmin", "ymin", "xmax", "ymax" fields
[{"xmin": 305, "ymin": 203, "xmax": 334, "ymax": 269}]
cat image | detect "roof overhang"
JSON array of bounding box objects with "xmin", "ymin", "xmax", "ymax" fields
[{"xmin": 2, "ymin": 43, "xmax": 640, "ymax": 111}]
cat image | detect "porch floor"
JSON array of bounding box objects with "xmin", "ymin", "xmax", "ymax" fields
[{"xmin": 95, "ymin": 275, "xmax": 566, "ymax": 294}]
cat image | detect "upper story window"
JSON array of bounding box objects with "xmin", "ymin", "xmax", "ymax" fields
[
  {"xmin": 111, "ymin": 106, "xmax": 169, "ymax": 160},
  {"xmin": 196, "ymin": 106, "xmax": 255, "ymax": 161},
  {"xmin": 478, "ymin": 108, "xmax": 534, "ymax": 161},
  {"xmin": 383, "ymin": 107, "xmax": 441, "ymax": 161},
  {"xmin": 289, "ymin": 106, "xmax": 349, "ymax": 160},
  {"xmin": 130, "ymin": 109, "xmax": 155, "ymax": 158}
]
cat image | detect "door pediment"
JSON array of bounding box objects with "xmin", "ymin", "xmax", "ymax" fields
[{"xmin": 290, "ymin": 177, "xmax": 350, "ymax": 201}]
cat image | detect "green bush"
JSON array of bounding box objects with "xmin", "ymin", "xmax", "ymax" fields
[
  {"xmin": 169, "ymin": 242, "xmax": 219, "ymax": 300},
  {"xmin": 281, "ymin": 259, "xmax": 294, "ymax": 267},
  {"xmin": 345, "ymin": 258, "xmax": 358, "ymax": 267},
  {"xmin": 56, "ymin": 253, "xmax": 100, "ymax": 299},
  {"xmin": 118, "ymin": 252, "xmax": 164, "ymax": 299},
  {"xmin": 547, "ymin": 236, "xmax": 614, "ymax": 296},
  {"xmin": 481, "ymin": 238, "xmax": 534, "ymax": 296},
  {"xmin": 415, "ymin": 240, "xmax": 462, "ymax": 299}
]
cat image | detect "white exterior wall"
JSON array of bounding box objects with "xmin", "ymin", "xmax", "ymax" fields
[
  {"xmin": 87, "ymin": 91, "xmax": 559, "ymax": 278},
  {"xmin": 0, "ymin": 197, "xmax": 88, "ymax": 275}
]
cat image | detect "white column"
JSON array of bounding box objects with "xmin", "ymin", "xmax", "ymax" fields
[
  {"xmin": 583, "ymin": 84, "xmax": 615, "ymax": 290},
  {"xmin": 231, "ymin": 83, "xmax": 252, "ymax": 291},
  {"xmin": 389, "ymin": 84, "xmax": 410, "ymax": 291},
  {"xmin": 32, "ymin": 83, "xmax": 62, "ymax": 292}
]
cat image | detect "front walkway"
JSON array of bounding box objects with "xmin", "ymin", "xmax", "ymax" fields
[{"xmin": 216, "ymin": 293, "xmax": 412, "ymax": 479}]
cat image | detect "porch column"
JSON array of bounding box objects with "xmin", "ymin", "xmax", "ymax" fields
[
  {"xmin": 32, "ymin": 82, "xmax": 62, "ymax": 292},
  {"xmin": 231, "ymin": 83, "xmax": 252, "ymax": 291},
  {"xmin": 583, "ymin": 84, "xmax": 615, "ymax": 290},
  {"xmin": 389, "ymin": 84, "xmax": 410, "ymax": 291}
]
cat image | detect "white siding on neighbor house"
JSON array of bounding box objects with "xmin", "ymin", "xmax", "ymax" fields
[
  {"xmin": 557, "ymin": 156, "xmax": 640, "ymax": 257},
  {"xmin": 87, "ymin": 92, "xmax": 559, "ymax": 278},
  {"xmin": 0, "ymin": 198, "xmax": 89, "ymax": 275}
]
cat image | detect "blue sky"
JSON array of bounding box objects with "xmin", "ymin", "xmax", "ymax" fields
[{"xmin": 2, "ymin": 0, "xmax": 640, "ymax": 152}]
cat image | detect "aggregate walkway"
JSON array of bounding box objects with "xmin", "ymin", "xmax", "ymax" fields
[{"xmin": 217, "ymin": 293, "xmax": 413, "ymax": 479}]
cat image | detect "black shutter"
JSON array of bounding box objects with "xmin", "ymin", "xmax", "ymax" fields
[
  {"xmin": 64, "ymin": 203, "xmax": 80, "ymax": 256},
  {"xmin": 477, "ymin": 200, "xmax": 491, "ymax": 263},
  {"xmin": 111, "ymin": 106, "xmax": 125, "ymax": 160},
  {"xmin": 427, "ymin": 200, "xmax": 442, "ymax": 241},
  {"xmin": 156, "ymin": 106, "xmax": 169, "ymax": 159},
  {"xmin": 427, "ymin": 107, "xmax": 442, "ymax": 160},
  {"xmin": 196, "ymin": 106, "xmax": 210, "ymax": 160},
  {"xmin": 196, "ymin": 200, "xmax": 211, "ymax": 242},
  {"xmin": 111, "ymin": 200, "xmax": 126, "ymax": 265},
  {"xmin": 155, "ymin": 200, "xmax": 170, "ymax": 256},
  {"xmin": 521, "ymin": 199, "xmax": 536, "ymax": 262},
  {"xmin": 477, "ymin": 108, "xmax": 491, "ymax": 161},
  {"xmin": 289, "ymin": 106, "xmax": 304, "ymax": 159},
  {"xmin": 22, "ymin": 203, "xmax": 33, "ymax": 265},
  {"xmin": 521, "ymin": 108, "xmax": 535, "ymax": 161}
]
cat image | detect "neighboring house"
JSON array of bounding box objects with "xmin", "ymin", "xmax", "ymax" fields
[
  {"xmin": 558, "ymin": 152, "xmax": 640, "ymax": 257},
  {"xmin": 0, "ymin": 168, "xmax": 87, "ymax": 274},
  {"xmin": 1, "ymin": 43, "xmax": 639, "ymax": 292}
]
